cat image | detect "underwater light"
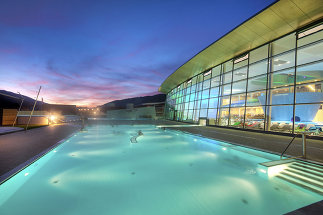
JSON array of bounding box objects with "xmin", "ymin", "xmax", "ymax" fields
[
  {"xmin": 24, "ymin": 173, "xmax": 29, "ymax": 176},
  {"xmin": 259, "ymin": 169, "xmax": 267, "ymax": 174}
]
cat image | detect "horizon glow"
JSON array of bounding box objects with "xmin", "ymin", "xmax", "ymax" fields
[{"xmin": 0, "ymin": 0, "xmax": 275, "ymax": 107}]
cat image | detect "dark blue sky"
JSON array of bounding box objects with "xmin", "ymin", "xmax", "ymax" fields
[{"xmin": 0, "ymin": 0, "xmax": 276, "ymax": 106}]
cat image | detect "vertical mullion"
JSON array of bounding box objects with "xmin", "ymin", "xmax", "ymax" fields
[
  {"xmin": 228, "ymin": 61, "xmax": 234, "ymax": 126},
  {"xmin": 265, "ymin": 43, "xmax": 273, "ymax": 131},
  {"xmin": 216, "ymin": 65, "xmax": 223, "ymax": 125},
  {"xmin": 198, "ymin": 74, "xmax": 205, "ymax": 122},
  {"xmin": 243, "ymin": 57, "xmax": 250, "ymax": 129},
  {"xmin": 206, "ymin": 69, "xmax": 213, "ymax": 125},
  {"xmin": 292, "ymin": 33, "xmax": 298, "ymax": 134}
]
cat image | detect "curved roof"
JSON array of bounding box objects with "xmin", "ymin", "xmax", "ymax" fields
[{"xmin": 159, "ymin": 0, "xmax": 323, "ymax": 93}]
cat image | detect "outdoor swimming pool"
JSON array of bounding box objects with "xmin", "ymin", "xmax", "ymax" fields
[{"xmin": 0, "ymin": 124, "xmax": 322, "ymax": 214}]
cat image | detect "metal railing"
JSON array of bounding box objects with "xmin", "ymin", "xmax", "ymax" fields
[{"xmin": 280, "ymin": 133, "xmax": 307, "ymax": 160}]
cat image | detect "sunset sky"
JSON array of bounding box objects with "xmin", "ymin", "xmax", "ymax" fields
[{"xmin": 0, "ymin": 0, "xmax": 275, "ymax": 107}]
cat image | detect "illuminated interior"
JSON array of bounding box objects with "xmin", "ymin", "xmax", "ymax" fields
[{"xmin": 165, "ymin": 23, "xmax": 323, "ymax": 135}]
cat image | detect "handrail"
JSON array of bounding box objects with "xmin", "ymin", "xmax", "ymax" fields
[{"xmin": 280, "ymin": 135, "xmax": 297, "ymax": 160}]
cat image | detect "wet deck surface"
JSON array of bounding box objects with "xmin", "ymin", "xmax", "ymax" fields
[
  {"xmin": 0, "ymin": 123, "xmax": 80, "ymax": 179},
  {"xmin": 0, "ymin": 127, "xmax": 24, "ymax": 135},
  {"xmin": 161, "ymin": 121, "xmax": 323, "ymax": 164}
]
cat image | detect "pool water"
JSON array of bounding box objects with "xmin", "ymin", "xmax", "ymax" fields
[{"xmin": 0, "ymin": 125, "xmax": 321, "ymax": 215}]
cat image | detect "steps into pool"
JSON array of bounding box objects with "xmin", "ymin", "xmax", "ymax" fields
[{"xmin": 276, "ymin": 161, "xmax": 323, "ymax": 196}]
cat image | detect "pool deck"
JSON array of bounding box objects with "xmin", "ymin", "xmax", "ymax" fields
[
  {"xmin": 0, "ymin": 127, "xmax": 24, "ymax": 135},
  {"xmin": 155, "ymin": 120, "xmax": 323, "ymax": 164},
  {"xmin": 0, "ymin": 123, "xmax": 81, "ymax": 181}
]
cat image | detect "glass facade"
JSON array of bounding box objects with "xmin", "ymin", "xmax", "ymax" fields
[{"xmin": 165, "ymin": 23, "xmax": 323, "ymax": 135}]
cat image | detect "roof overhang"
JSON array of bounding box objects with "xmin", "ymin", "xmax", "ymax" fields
[{"xmin": 159, "ymin": 0, "xmax": 323, "ymax": 93}]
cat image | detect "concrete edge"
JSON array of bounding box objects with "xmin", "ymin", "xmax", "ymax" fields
[
  {"xmin": 0, "ymin": 128, "xmax": 24, "ymax": 136},
  {"xmin": 0, "ymin": 127, "xmax": 81, "ymax": 185},
  {"xmin": 165, "ymin": 127, "xmax": 323, "ymax": 167}
]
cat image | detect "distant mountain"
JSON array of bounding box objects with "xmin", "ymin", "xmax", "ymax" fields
[
  {"xmin": 0, "ymin": 90, "xmax": 44, "ymax": 110},
  {"xmin": 0, "ymin": 90, "xmax": 77, "ymax": 114},
  {"xmin": 100, "ymin": 94, "xmax": 166, "ymax": 111}
]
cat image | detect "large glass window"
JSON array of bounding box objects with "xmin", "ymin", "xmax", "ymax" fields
[
  {"xmin": 247, "ymin": 75, "xmax": 267, "ymax": 92},
  {"xmin": 220, "ymin": 96, "xmax": 230, "ymax": 108},
  {"xmin": 245, "ymin": 106, "xmax": 265, "ymax": 130},
  {"xmin": 272, "ymin": 51, "xmax": 295, "ymax": 71},
  {"xmin": 203, "ymin": 79, "xmax": 210, "ymax": 89},
  {"xmin": 210, "ymin": 87, "xmax": 220, "ymax": 98},
  {"xmin": 165, "ymin": 23, "xmax": 322, "ymax": 136},
  {"xmin": 199, "ymin": 109, "xmax": 207, "ymax": 118},
  {"xmin": 211, "ymin": 76, "xmax": 221, "ymax": 88},
  {"xmin": 222, "ymin": 84, "xmax": 232, "ymax": 96},
  {"xmin": 230, "ymin": 94, "xmax": 246, "ymax": 107},
  {"xmin": 298, "ymin": 25, "xmax": 323, "ymax": 47},
  {"xmin": 209, "ymin": 98, "xmax": 219, "ymax": 109},
  {"xmin": 246, "ymin": 91, "xmax": 266, "ymax": 106},
  {"xmin": 268, "ymin": 86, "xmax": 294, "ymax": 105},
  {"xmin": 219, "ymin": 108, "xmax": 229, "ymax": 126},
  {"xmin": 296, "ymin": 61, "xmax": 323, "ymax": 85},
  {"xmin": 233, "ymin": 67, "xmax": 248, "ymax": 81},
  {"xmin": 207, "ymin": 108, "xmax": 218, "ymax": 125},
  {"xmin": 249, "ymin": 45, "xmax": 268, "ymax": 64},
  {"xmin": 222, "ymin": 72, "xmax": 232, "ymax": 84},
  {"xmin": 295, "ymin": 104, "xmax": 323, "ymax": 124},
  {"xmin": 297, "ymin": 41, "xmax": 323, "ymax": 66},
  {"xmin": 212, "ymin": 65, "xmax": 221, "ymax": 77},
  {"xmin": 223, "ymin": 61, "xmax": 233, "ymax": 73},
  {"xmin": 229, "ymin": 107, "xmax": 245, "ymax": 127},
  {"xmin": 295, "ymin": 82, "xmax": 323, "ymax": 104},
  {"xmin": 232, "ymin": 80, "xmax": 247, "ymax": 94},
  {"xmin": 249, "ymin": 60, "xmax": 267, "ymax": 78},
  {"xmin": 270, "ymin": 68, "xmax": 295, "ymax": 88},
  {"xmin": 202, "ymin": 89, "xmax": 210, "ymax": 99},
  {"xmin": 234, "ymin": 57, "xmax": 248, "ymax": 69},
  {"xmin": 201, "ymin": 99, "xmax": 209, "ymax": 109},
  {"xmin": 272, "ymin": 33, "xmax": 296, "ymax": 56}
]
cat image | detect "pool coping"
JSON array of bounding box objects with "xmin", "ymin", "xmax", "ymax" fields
[
  {"xmin": 0, "ymin": 128, "xmax": 81, "ymax": 185},
  {"xmin": 166, "ymin": 127, "xmax": 323, "ymax": 167}
]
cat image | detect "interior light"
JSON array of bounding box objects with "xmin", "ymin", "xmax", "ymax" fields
[
  {"xmin": 308, "ymin": 85, "xmax": 315, "ymax": 91},
  {"xmin": 298, "ymin": 24, "xmax": 323, "ymax": 38},
  {"xmin": 259, "ymin": 169, "xmax": 267, "ymax": 174},
  {"xmin": 204, "ymin": 71, "xmax": 211, "ymax": 76}
]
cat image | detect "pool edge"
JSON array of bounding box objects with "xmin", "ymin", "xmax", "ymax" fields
[{"xmin": 0, "ymin": 128, "xmax": 81, "ymax": 185}]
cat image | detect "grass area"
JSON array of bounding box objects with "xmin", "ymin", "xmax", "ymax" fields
[{"xmin": 15, "ymin": 125, "xmax": 48, "ymax": 130}]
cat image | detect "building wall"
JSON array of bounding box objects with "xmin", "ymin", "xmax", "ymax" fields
[
  {"xmin": 1, "ymin": 109, "xmax": 17, "ymax": 126},
  {"xmin": 165, "ymin": 23, "xmax": 323, "ymax": 134},
  {"xmin": 17, "ymin": 116, "xmax": 48, "ymax": 125}
]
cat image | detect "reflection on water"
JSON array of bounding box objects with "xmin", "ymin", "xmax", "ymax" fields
[{"xmin": 0, "ymin": 124, "xmax": 321, "ymax": 215}]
